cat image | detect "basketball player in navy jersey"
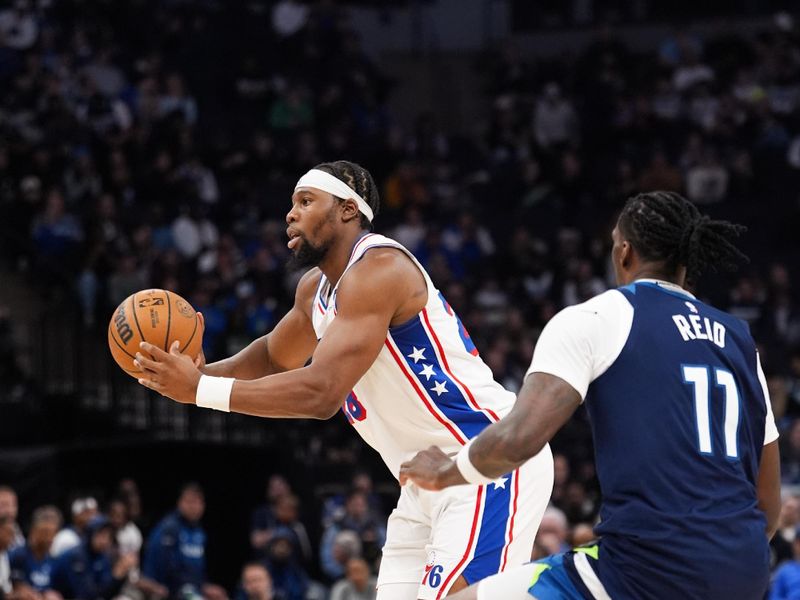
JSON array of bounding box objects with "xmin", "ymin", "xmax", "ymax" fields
[
  {"xmin": 400, "ymin": 191, "xmax": 781, "ymax": 600},
  {"xmin": 135, "ymin": 161, "xmax": 554, "ymax": 600}
]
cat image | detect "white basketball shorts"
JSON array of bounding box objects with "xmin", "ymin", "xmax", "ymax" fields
[{"xmin": 377, "ymin": 444, "xmax": 554, "ymax": 600}]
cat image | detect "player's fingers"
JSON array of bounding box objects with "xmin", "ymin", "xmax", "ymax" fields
[
  {"xmin": 197, "ymin": 312, "xmax": 205, "ymax": 329},
  {"xmin": 140, "ymin": 341, "xmax": 171, "ymax": 361},
  {"xmin": 134, "ymin": 353, "xmax": 163, "ymax": 373},
  {"xmin": 137, "ymin": 377, "xmax": 162, "ymax": 391},
  {"xmin": 398, "ymin": 463, "xmax": 414, "ymax": 486},
  {"xmin": 169, "ymin": 340, "xmax": 182, "ymax": 356}
]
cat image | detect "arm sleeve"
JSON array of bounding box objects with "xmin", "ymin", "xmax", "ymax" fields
[
  {"xmin": 756, "ymin": 352, "xmax": 779, "ymax": 445},
  {"xmin": 526, "ymin": 291, "xmax": 633, "ymax": 400}
]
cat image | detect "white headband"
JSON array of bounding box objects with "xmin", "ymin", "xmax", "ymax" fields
[{"xmin": 294, "ymin": 169, "xmax": 374, "ymax": 222}]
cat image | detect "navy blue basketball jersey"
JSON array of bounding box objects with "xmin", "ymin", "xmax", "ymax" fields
[{"xmin": 585, "ymin": 281, "xmax": 771, "ymax": 600}]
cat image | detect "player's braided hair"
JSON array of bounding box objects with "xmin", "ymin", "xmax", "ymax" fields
[
  {"xmin": 618, "ymin": 191, "xmax": 749, "ymax": 282},
  {"xmin": 314, "ymin": 160, "xmax": 380, "ymax": 231}
]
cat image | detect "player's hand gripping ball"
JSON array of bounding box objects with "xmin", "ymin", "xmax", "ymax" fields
[{"xmin": 108, "ymin": 289, "xmax": 204, "ymax": 378}]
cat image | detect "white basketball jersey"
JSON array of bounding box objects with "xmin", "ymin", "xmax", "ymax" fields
[{"xmin": 311, "ymin": 233, "xmax": 516, "ymax": 477}]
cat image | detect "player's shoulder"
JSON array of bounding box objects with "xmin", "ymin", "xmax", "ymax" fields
[
  {"xmin": 348, "ymin": 243, "xmax": 418, "ymax": 282},
  {"xmin": 294, "ymin": 267, "xmax": 323, "ymax": 305},
  {"xmin": 557, "ymin": 288, "xmax": 632, "ymax": 319}
]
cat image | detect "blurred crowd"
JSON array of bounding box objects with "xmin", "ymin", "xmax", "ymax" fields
[
  {"xmin": 2, "ymin": 0, "xmax": 800, "ymax": 597},
  {"xmin": 4, "ymin": 472, "xmax": 800, "ymax": 600},
  {"xmin": 0, "ymin": 476, "xmax": 385, "ymax": 600}
]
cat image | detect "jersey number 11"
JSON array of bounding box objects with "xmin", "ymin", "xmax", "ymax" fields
[{"xmin": 681, "ymin": 365, "xmax": 740, "ymax": 459}]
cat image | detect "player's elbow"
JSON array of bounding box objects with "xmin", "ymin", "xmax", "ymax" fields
[
  {"xmin": 311, "ymin": 397, "xmax": 342, "ymax": 420},
  {"xmin": 303, "ymin": 371, "xmax": 344, "ymax": 420}
]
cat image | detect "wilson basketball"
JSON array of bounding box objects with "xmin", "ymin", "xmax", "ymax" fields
[{"xmin": 108, "ymin": 289, "xmax": 204, "ymax": 377}]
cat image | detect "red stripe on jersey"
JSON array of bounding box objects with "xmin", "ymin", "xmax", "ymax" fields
[
  {"xmin": 421, "ymin": 308, "xmax": 500, "ymax": 422},
  {"xmin": 384, "ymin": 338, "xmax": 466, "ymax": 445},
  {"xmin": 500, "ymin": 469, "xmax": 520, "ymax": 571},
  {"xmin": 436, "ymin": 485, "xmax": 484, "ymax": 599}
]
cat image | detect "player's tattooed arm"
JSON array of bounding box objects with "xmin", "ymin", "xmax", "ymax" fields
[
  {"xmin": 401, "ymin": 373, "xmax": 581, "ymax": 490},
  {"xmin": 468, "ymin": 373, "xmax": 581, "ymax": 478}
]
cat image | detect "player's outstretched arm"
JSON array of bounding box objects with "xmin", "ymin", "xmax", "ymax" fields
[
  {"xmin": 135, "ymin": 249, "xmax": 419, "ymax": 419},
  {"xmin": 200, "ymin": 269, "xmax": 320, "ymax": 380},
  {"xmin": 226, "ymin": 250, "xmax": 416, "ymax": 418},
  {"xmin": 400, "ymin": 372, "xmax": 580, "ymax": 490}
]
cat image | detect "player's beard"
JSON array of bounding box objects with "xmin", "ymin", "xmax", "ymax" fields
[
  {"xmin": 287, "ymin": 235, "xmax": 331, "ymax": 270},
  {"xmin": 287, "ymin": 205, "xmax": 338, "ymax": 270}
]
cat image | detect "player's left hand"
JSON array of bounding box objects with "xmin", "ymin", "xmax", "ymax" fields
[
  {"xmin": 399, "ymin": 446, "xmax": 467, "ymax": 490},
  {"xmin": 135, "ymin": 341, "xmax": 202, "ymax": 404}
]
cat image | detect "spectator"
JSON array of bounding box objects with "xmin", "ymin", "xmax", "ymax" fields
[
  {"xmin": 255, "ymin": 495, "xmax": 310, "ymax": 565},
  {"xmin": 536, "ymin": 507, "xmax": 570, "ymax": 554},
  {"xmin": 319, "ymin": 492, "xmax": 384, "ymax": 580},
  {"xmin": 533, "ymin": 83, "xmax": 578, "ymax": 150},
  {"xmin": 9, "ymin": 506, "xmax": 62, "ymax": 598},
  {"xmin": 685, "ymin": 149, "xmax": 729, "ymax": 203},
  {"xmin": 772, "ymin": 495, "xmax": 800, "ymax": 568},
  {"xmin": 107, "ymin": 498, "xmax": 149, "ymax": 600},
  {"xmin": 235, "ymin": 563, "xmax": 273, "ymax": 600},
  {"xmin": 321, "ymin": 473, "xmax": 383, "ymax": 529},
  {"xmin": 0, "ymin": 516, "xmax": 16, "ymax": 598},
  {"xmin": 107, "ymin": 499, "xmax": 141, "ymax": 560},
  {"xmin": 329, "ymin": 558, "xmax": 376, "ymax": 600},
  {"xmin": 250, "ymin": 476, "xmax": 293, "ymax": 559},
  {"xmin": 770, "ymin": 530, "xmax": 800, "ymax": 600},
  {"xmin": 51, "ymin": 497, "xmax": 98, "ymax": 557},
  {"xmin": 115, "ymin": 480, "xmax": 144, "ymax": 531},
  {"xmin": 0, "ymin": 0, "xmax": 38, "ymax": 51},
  {"xmin": 0, "ymin": 488, "xmax": 24, "ymax": 551},
  {"xmin": 262, "ymin": 530, "xmax": 309, "ymax": 600},
  {"xmin": 52, "ymin": 515, "xmax": 136, "ymax": 600},
  {"xmin": 158, "ymin": 74, "xmax": 198, "ymax": 125},
  {"xmin": 142, "ymin": 484, "xmax": 226, "ymax": 600},
  {"xmin": 319, "ymin": 531, "xmax": 361, "ymax": 583}
]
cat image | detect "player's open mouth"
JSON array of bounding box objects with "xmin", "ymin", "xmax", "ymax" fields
[{"xmin": 287, "ymin": 230, "xmax": 302, "ymax": 250}]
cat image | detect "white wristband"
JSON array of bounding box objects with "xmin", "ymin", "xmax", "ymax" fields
[
  {"xmin": 195, "ymin": 375, "xmax": 234, "ymax": 412},
  {"xmin": 455, "ymin": 439, "xmax": 494, "ymax": 485}
]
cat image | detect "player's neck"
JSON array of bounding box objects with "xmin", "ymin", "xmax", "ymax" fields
[
  {"xmin": 318, "ymin": 228, "xmax": 370, "ymax": 287},
  {"xmin": 629, "ymin": 266, "xmax": 686, "ymax": 289}
]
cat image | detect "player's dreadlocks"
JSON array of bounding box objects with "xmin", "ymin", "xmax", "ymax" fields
[
  {"xmin": 314, "ymin": 160, "xmax": 380, "ymax": 231},
  {"xmin": 618, "ymin": 190, "xmax": 749, "ymax": 283}
]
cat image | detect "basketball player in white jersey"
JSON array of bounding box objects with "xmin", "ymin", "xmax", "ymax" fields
[{"xmin": 134, "ymin": 160, "xmax": 554, "ymax": 600}]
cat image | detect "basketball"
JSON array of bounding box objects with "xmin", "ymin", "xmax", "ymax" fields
[{"xmin": 107, "ymin": 289, "xmax": 204, "ymax": 378}]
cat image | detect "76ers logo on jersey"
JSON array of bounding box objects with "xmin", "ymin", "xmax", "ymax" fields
[
  {"xmin": 342, "ymin": 391, "xmax": 367, "ymax": 423},
  {"xmin": 422, "ymin": 551, "xmax": 444, "ymax": 588}
]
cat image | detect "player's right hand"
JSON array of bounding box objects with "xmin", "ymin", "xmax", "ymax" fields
[{"xmin": 399, "ymin": 446, "xmax": 467, "ymax": 490}]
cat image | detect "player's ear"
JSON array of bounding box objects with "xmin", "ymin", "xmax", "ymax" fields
[
  {"xmin": 620, "ymin": 240, "xmax": 633, "ymax": 269},
  {"xmin": 340, "ymin": 198, "xmax": 361, "ymax": 224}
]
